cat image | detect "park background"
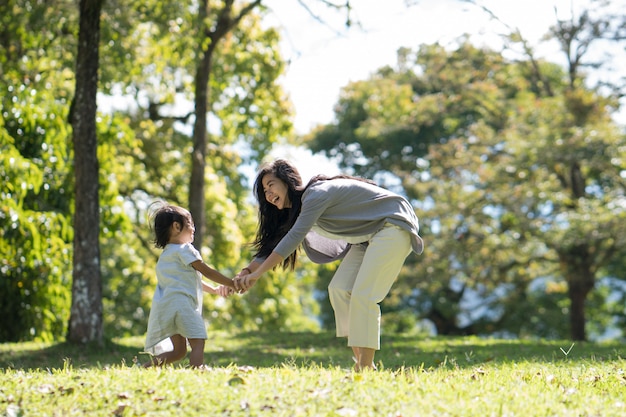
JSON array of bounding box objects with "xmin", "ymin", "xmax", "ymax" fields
[{"xmin": 1, "ymin": 0, "xmax": 626, "ymax": 347}]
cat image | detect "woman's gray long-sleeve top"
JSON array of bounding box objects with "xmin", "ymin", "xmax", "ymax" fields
[{"xmin": 273, "ymin": 178, "xmax": 424, "ymax": 260}]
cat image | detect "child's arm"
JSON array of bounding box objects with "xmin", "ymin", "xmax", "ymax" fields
[
  {"xmin": 201, "ymin": 280, "xmax": 219, "ymax": 295},
  {"xmin": 200, "ymin": 281, "xmax": 234, "ymax": 296},
  {"xmin": 216, "ymin": 285, "xmax": 234, "ymax": 297},
  {"xmin": 191, "ymin": 260, "xmax": 235, "ymax": 289}
]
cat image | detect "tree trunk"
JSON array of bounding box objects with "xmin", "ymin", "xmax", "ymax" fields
[
  {"xmin": 189, "ymin": 0, "xmax": 260, "ymax": 248},
  {"xmin": 561, "ymin": 245, "xmax": 595, "ymax": 341},
  {"xmin": 568, "ymin": 282, "xmax": 589, "ymax": 341},
  {"xmin": 190, "ymin": 0, "xmax": 212, "ymax": 249},
  {"xmin": 68, "ymin": 0, "xmax": 103, "ymax": 345},
  {"xmin": 190, "ymin": 48, "xmax": 211, "ymax": 247}
]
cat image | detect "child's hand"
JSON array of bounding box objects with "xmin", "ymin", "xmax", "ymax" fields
[{"xmin": 217, "ymin": 285, "xmax": 234, "ymax": 297}]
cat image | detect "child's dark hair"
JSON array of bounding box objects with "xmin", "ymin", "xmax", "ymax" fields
[{"xmin": 149, "ymin": 202, "xmax": 193, "ymax": 248}]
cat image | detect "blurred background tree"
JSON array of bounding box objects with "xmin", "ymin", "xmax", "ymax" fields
[{"xmin": 305, "ymin": 3, "xmax": 626, "ymax": 341}]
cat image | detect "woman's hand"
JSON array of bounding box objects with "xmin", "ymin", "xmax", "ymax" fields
[
  {"xmin": 234, "ymin": 268, "xmax": 251, "ymax": 279},
  {"xmin": 234, "ymin": 271, "xmax": 260, "ymax": 293}
]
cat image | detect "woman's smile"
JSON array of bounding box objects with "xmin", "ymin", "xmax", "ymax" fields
[{"xmin": 262, "ymin": 173, "xmax": 291, "ymax": 209}]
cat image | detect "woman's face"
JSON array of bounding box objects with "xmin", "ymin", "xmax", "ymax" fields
[{"xmin": 262, "ymin": 173, "xmax": 292, "ymax": 210}]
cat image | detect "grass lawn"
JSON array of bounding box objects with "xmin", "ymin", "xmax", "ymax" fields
[{"xmin": 1, "ymin": 331, "xmax": 624, "ymax": 416}]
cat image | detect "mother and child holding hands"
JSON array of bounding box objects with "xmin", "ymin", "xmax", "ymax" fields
[{"xmin": 143, "ymin": 158, "xmax": 424, "ymax": 371}]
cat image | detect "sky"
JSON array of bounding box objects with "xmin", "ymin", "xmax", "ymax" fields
[{"xmin": 262, "ymin": 0, "xmax": 610, "ymax": 135}]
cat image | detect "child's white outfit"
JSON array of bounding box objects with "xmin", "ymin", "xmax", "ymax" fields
[{"xmin": 144, "ymin": 243, "xmax": 207, "ymax": 355}]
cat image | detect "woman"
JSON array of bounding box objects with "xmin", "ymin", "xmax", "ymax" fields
[{"xmin": 233, "ymin": 159, "xmax": 424, "ymax": 371}]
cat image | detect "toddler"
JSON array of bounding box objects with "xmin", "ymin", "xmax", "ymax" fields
[{"xmin": 143, "ymin": 203, "xmax": 234, "ymax": 368}]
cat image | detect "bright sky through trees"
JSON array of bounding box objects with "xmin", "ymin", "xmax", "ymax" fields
[{"xmin": 263, "ymin": 0, "xmax": 621, "ymax": 133}]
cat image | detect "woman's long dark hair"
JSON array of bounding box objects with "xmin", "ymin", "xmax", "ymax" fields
[
  {"xmin": 253, "ymin": 159, "xmax": 305, "ymax": 270},
  {"xmin": 253, "ymin": 159, "xmax": 377, "ymax": 270},
  {"xmin": 305, "ymin": 174, "xmax": 376, "ymax": 188}
]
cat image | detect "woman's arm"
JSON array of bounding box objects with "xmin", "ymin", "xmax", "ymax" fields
[{"xmin": 236, "ymin": 260, "xmax": 262, "ymax": 277}]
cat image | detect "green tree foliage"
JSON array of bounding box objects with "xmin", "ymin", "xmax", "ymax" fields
[
  {"xmin": 304, "ymin": 17, "xmax": 626, "ymax": 340},
  {"xmin": 0, "ymin": 97, "xmax": 73, "ymax": 342},
  {"xmin": 0, "ymin": 0, "xmax": 77, "ymax": 342},
  {"xmin": 412, "ymin": 85, "xmax": 625, "ymax": 340}
]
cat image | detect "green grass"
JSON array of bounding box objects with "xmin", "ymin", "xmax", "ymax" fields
[{"xmin": 1, "ymin": 331, "xmax": 625, "ymax": 416}]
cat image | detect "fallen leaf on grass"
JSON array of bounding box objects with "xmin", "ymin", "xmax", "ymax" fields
[
  {"xmin": 584, "ymin": 375, "xmax": 601, "ymax": 384},
  {"xmin": 336, "ymin": 407, "xmax": 358, "ymax": 416},
  {"xmin": 228, "ymin": 375, "xmax": 245, "ymax": 386},
  {"xmin": 309, "ymin": 388, "xmax": 331, "ymax": 398},
  {"xmin": 471, "ymin": 367, "xmax": 486, "ymax": 380},
  {"xmin": 5, "ymin": 404, "xmax": 22, "ymax": 417},
  {"xmin": 58, "ymin": 386, "xmax": 75, "ymax": 395},
  {"xmin": 37, "ymin": 384, "xmax": 54, "ymax": 394},
  {"xmin": 352, "ymin": 373, "xmax": 363, "ymax": 382},
  {"xmin": 113, "ymin": 403, "xmax": 128, "ymax": 416}
]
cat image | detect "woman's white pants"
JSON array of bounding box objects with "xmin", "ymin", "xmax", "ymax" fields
[{"xmin": 328, "ymin": 224, "xmax": 412, "ymax": 350}]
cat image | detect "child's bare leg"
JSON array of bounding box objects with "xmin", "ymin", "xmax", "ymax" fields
[
  {"xmin": 187, "ymin": 338, "xmax": 205, "ymax": 368},
  {"xmin": 144, "ymin": 335, "xmax": 187, "ymax": 367}
]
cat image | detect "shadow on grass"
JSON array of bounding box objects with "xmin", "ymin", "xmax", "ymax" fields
[
  {"xmin": 212, "ymin": 331, "xmax": 625, "ymax": 371},
  {"xmin": 380, "ymin": 334, "xmax": 625, "ymax": 370},
  {"xmin": 0, "ymin": 339, "xmax": 143, "ymax": 371},
  {"xmin": 1, "ymin": 331, "xmax": 623, "ymax": 371}
]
